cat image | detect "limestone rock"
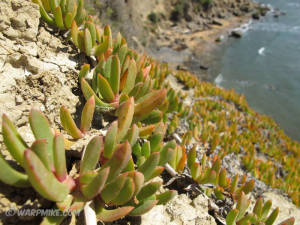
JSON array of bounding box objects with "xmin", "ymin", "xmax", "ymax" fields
[
  {"xmin": 263, "ymin": 192, "xmax": 300, "ymax": 225},
  {"xmin": 141, "ymin": 194, "xmax": 217, "ymax": 225}
]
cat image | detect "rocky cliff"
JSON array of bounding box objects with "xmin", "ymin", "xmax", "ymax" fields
[{"xmin": 0, "ymin": 0, "xmax": 299, "ymax": 225}]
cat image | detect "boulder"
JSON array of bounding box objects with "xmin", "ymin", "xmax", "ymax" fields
[
  {"xmin": 231, "ymin": 30, "xmax": 243, "ymax": 38},
  {"xmin": 212, "ymin": 19, "xmax": 223, "ymax": 26}
]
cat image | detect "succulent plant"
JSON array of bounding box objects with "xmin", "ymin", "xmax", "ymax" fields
[
  {"xmin": 0, "ymin": 103, "xmax": 177, "ymax": 224},
  {"xmin": 32, "ymin": 0, "xmax": 88, "ymax": 29},
  {"xmin": 79, "ymin": 54, "xmax": 167, "ymax": 117},
  {"xmin": 28, "ymin": 0, "xmax": 300, "ymax": 218},
  {"xmin": 225, "ymin": 193, "xmax": 294, "ymax": 225}
]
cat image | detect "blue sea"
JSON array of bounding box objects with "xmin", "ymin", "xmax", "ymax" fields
[{"xmin": 216, "ymin": 0, "xmax": 300, "ymax": 141}]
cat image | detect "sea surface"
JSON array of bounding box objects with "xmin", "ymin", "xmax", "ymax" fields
[{"xmin": 215, "ymin": 0, "xmax": 300, "ymax": 141}]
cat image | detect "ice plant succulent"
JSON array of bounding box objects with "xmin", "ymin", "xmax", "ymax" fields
[
  {"xmin": 79, "ymin": 54, "xmax": 167, "ymax": 117},
  {"xmin": 27, "ymin": 0, "xmax": 300, "ymax": 219},
  {"xmin": 0, "ymin": 109, "xmax": 75, "ymax": 200},
  {"xmin": 226, "ymin": 193, "xmax": 295, "ymax": 225},
  {"xmin": 0, "ymin": 104, "xmax": 177, "ymax": 224},
  {"xmin": 32, "ymin": 0, "xmax": 88, "ymax": 30}
]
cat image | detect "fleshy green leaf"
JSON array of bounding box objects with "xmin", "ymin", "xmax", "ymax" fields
[
  {"xmin": 226, "ymin": 209, "xmax": 239, "ymax": 225},
  {"xmin": 261, "ymin": 200, "xmax": 272, "ymax": 221},
  {"xmin": 111, "ymin": 177, "xmax": 135, "ymax": 205},
  {"xmin": 137, "ymin": 182, "xmax": 161, "ymax": 201},
  {"xmin": 60, "ymin": 105, "xmax": 83, "ymax": 139},
  {"xmin": 242, "ymin": 179, "xmax": 255, "ymax": 195},
  {"xmin": 117, "ymin": 97, "xmax": 134, "ymax": 142},
  {"xmin": 80, "ymin": 96, "xmax": 95, "ymax": 133},
  {"xmin": 138, "ymin": 152, "xmax": 160, "ymax": 181},
  {"xmin": 53, "ymin": 134, "xmax": 67, "ymax": 181},
  {"xmin": 84, "ymin": 28, "xmax": 93, "ymax": 56},
  {"xmin": 96, "ymin": 206, "xmax": 134, "ymax": 222},
  {"xmin": 97, "ymin": 74, "xmax": 115, "ymax": 102},
  {"xmin": 129, "ymin": 199, "xmax": 158, "ymax": 216},
  {"xmin": 187, "ymin": 146, "xmax": 196, "ymax": 169},
  {"xmin": 125, "ymin": 171, "xmax": 144, "ymax": 196},
  {"xmin": 253, "ymin": 197, "xmax": 263, "ymax": 220},
  {"xmin": 23, "ymin": 150, "xmax": 69, "ymax": 202},
  {"xmin": 103, "ymin": 141, "xmax": 131, "ymax": 182},
  {"xmin": 94, "ymin": 36, "xmax": 109, "ymax": 56},
  {"xmin": 190, "ymin": 163, "xmax": 201, "ymax": 180},
  {"xmin": 71, "ymin": 20, "xmax": 79, "ymax": 47},
  {"xmin": 122, "ymin": 59, "xmax": 137, "ymax": 94},
  {"xmin": 64, "ymin": 12, "xmax": 73, "ymax": 29},
  {"xmin": 141, "ymin": 110, "xmax": 162, "ymax": 125},
  {"xmin": 236, "ymin": 192, "xmax": 250, "ymax": 221},
  {"xmin": 219, "ymin": 168, "xmax": 228, "ymax": 188},
  {"xmin": 0, "ymin": 153, "xmax": 29, "ymax": 187},
  {"xmin": 110, "ymin": 55, "xmax": 121, "ymax": 95},
  {"xmin": 80, "ymin": 136, "xmax": 103, "ymax": 175},
  {"xmin": 2, "ymin": 115, "xmax": 27, "ymax": 166},
  {"xmin": 123, "ymin": 124, "xmax": 139, "ymax": 146},
  {"xmin": 141, "ymin": 141, "xmax": 151, "ymax": 158},
  {"xmin": 159, "ymin": 148, "xmax": 175, "ymax": 166},
  {"xmin": 150, "ymin": 133, "xmax": 163, "ymax": 153},
  {"xmin": 34, "ymin": 0, "xmax": 55, "ymax": 25},
  {"xmin": 265, "ymin": 207, "xmax": 279, "ymax": 225},
  {"xmin": 134, "ymin": 89, "xmax": 167, "ymax": 122},
  {"xmin": 31, "ymin": 139, "xmax": 51, "ymax": 171},
  {"xmin": 81, "ymin": 167, "xmax": 110, "ymax": 200},
  {"xmin": 29, "ymin": 109, "xmax": 55, "ymax": 165},
  {"xmin": 103, "ymin": 121, "xmax": 118, "ymax": 158},
  {"xmin": 139, "ymin": 124, "xmax": 155, "ymax": 138},
  {"xmin": 79, "ymin": 64, "xmax": 90, "ymax": 80},
  {"xmin": 101, "ymin": 174, "xmax": 126, "ymax": 203},
  {"xmin": 147, "ymin": 166, "xmax": 164, "ymax": 180},
  {"xmin": 86, "ymin": 21, "xmax": 96, "ymax": 46},
  {"xmin": 81, "ymin": 78, "xmax": 115, "ymax": 111},
  {"xmin": 54, "ymin": 6, "xmax": 65, "ymax": 29},
  {"xmin": 156, "ymin": 190, "xmax": 177, "ymax": 205}
]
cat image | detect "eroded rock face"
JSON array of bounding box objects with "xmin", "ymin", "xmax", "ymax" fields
[
  {"xmin": 0, "ymin": 0, "xmax": 80, "ymax": 223},
  {"xmin": 0, "ymin": 0, "xmax": 79, "ymax": 127}
]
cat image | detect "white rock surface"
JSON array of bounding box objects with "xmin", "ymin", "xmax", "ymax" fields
[
  {"xmin": 263, "ymin": 192, "xmax": 300, "ymax": 225},
  {"xmin": 0, "ymin": 0, "xmax": 79, "ymax": 129},
  {"xmin": 141, "ymin": 194, "xmax": 217, "ymax": 225}
]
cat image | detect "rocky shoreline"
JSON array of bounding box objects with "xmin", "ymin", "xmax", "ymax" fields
[
  {"xmin": 144, "ymin": 1, "xmax": 272, "ymax": 82},
  {"xmin": 0, "ymin": 0, "xmax": 299, "ymax": 225},
  {"xmin": 85, "ymin": 0, "xmax": 272, "ymax": 81}
]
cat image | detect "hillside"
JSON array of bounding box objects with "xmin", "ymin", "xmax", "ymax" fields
[{"xmin": 0, "ymin": 0, "xmax": 299, "ymax": 225}]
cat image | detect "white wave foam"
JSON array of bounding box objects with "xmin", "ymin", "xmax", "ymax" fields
[
  {"xmin": 258, "ymin": 47, "xmax": 266, "ymax": 56},
  {"xmin": 233, "ymin": 19, "xmax": 253, "ymax": 34},
  {"xmin": 214, "ymin": 74, "xmax": 223, "ymax": 87}
]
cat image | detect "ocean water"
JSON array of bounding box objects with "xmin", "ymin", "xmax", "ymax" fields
[{"xmin": 216, "ymin": 0, "xmax": 300, "ymax": 141}]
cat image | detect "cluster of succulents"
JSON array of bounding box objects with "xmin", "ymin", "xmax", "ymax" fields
[
  {"xmin": 0, "ymin": 96, "xmax": 177, "ymax": 224},
  {"xmin": 173, "ymin": 69, "xmax": 300, "ymax": 207},
  {"xmin": 79, "ymin": 54, "xmax": 167, "ymax": 119},
  {"xmin": 0, "ymin": 0, "xmax": 298, "ymax": 224},
  {"xmin": 33, "ymin": 0, "xmax": 88, "ymax": 30},
  {"xmin": 226, "ymin": 192, "xmax": 286, "ymax": 225},
  {"xmin": 186, "ymin": 152, "xmax": 255, "ymax": 200}
]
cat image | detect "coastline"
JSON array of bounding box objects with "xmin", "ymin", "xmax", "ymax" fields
[
  {"xmin": 147, "ymin": 14, "xmax": 254, "ymax": 82},
  {"xmin": 0, "ymin": 1, "xmax": 299, "ymax": 224}
]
